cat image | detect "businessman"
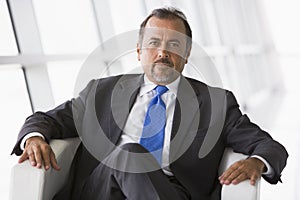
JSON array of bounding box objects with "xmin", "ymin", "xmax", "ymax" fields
[{"xmin": 12, "ymin": 7, "xmax": 288, "ymax": 200}]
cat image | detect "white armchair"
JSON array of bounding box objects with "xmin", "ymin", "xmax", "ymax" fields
[
  {"xmin": 9, "ymin": 138, "xmax": 81, "ymax": 200},
  {"xmin": 9, "ymin": 138, "xmax": 260, "ymax": 200}
]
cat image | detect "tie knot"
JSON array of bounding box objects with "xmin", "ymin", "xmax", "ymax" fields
[{"xmin": 155, "ymin": 85, "xmax": 168, "ymax": 96}]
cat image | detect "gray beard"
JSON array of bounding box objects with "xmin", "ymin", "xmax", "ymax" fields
[{"xmin": 150, "ymin": 65, "xmax": 179, "ymax": 84}]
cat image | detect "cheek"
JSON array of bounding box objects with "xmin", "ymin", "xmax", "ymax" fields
[
  {"xmin": 173, "ymin": 55, "xmax": 185, "ymax": 65},
  {"xmin": 173, "ymin": 58, "xmax": 186, "ymax": 72},
  {"xmin": 141, "ymin": 50, "xmax": 156, "ymax": 62}
]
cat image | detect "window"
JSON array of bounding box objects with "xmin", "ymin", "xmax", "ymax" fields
[
  {"xmin": 0, "ymin": 1, "xmax": 18, "ymax": 55},
  {"xmin": 32, "ymin": 0, "xmax": 99, "ymax": 54},
  {"xmin": 0, "ymin": 66, "xmax": 32, "ymax": 200}
]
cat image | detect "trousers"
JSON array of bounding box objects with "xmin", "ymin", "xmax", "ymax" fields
[{"xmin": 80, "ymin": 143, "xmax": 191, "ymax": 200}]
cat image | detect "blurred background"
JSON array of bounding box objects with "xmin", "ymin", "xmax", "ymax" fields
[{"xmin": 1, "ymin": 0, "xmax": 299, "ymax": 199}]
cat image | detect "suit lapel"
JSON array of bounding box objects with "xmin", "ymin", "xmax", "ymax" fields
[
  {"xmin": 169, "ymin": 77, "xmax": 202, "ymax": 163},
  {"xmin": 108, "ymin": 74, "xmax": 144, "ymax": 144}
]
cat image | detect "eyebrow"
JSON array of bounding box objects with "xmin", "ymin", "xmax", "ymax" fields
[{"xmin": 148, "ymin": 37, "xmax": 160, "ymax": 41}]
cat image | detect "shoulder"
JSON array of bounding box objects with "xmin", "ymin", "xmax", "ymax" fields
[
  {"xmin": 78, "ymin": 74, "xmax": 142, "ymax": 98},
  {"xmin": 184, "ymin": 76, "xmax": 230, "ymax": 94},
  {"xmin": 184, "ymin": 76, "xmax": 238, "ymax": 105},
  {"xmin": 95, "ymin": 74, "xmax": 142, "ymax": 85}
]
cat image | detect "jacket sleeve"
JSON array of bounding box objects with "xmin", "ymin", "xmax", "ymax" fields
[
  {"xmin": 11, "ymin": 79, "xmax": 96, "ymax": 156},
  {"xmin": 223, "ymin": 91, "xmax": 288, "ymax": 184}
]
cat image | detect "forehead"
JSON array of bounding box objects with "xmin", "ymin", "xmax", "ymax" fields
[{"xmin": 143, "ymin": 17, "xmax": 188, "ymax": 41}]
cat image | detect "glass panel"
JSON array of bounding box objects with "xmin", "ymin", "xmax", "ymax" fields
[
  {"xmin": 171, "ymin": 0, "xmax": 221, "ymax": 46},
  {"xmin": 144, "ymin": 0, "xmax": 164, "ymax": 13},
  {"xmin": 47, "ymin": 60, "xmax": 83, "ymax": 105},
  {"xmin": 166, "ymin": 0, "xmax": 208, "ymax": 45},
  {"xmin": 241, "ymin": 0, "xmax": 262, "ymax": 44},
  {"xmin": 262, "ymin": 0, "xmax": 300, "ymax": 54},
  {"xmin": 32, "ymin": 0, "xmax": 99, "ymax": 54},
  {"xmin": 108, "ymin": 0, "xmax": 145, "ymax": 35},
  {"xmin": 0, "ymin": 65, "xmax": 32, "ymax": 200},
  {"xmin": 0, "ymin": 1, "xmax": 18, "ymax": 55},
  {"xmin": 213, "ymin": 0, "xmax": 242, "ymax": 45}
]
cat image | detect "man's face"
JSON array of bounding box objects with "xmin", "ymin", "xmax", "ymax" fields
[{"xmin": 137, "ymin": 17, "xmax": 191, "ymax": 85}]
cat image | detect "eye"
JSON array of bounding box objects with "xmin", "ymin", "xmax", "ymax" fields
[
  {"xmin": 148, "ymin": 40, "xmax": 160, "ymax": 47},
  {"xmin": 168, "ymin": 42, "xmax": 180, "ymax": 48}
]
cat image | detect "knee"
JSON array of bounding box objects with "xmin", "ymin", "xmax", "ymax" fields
[{"xmin": 120, "ymin": 143, "xmax": 148, "ymax": 153}]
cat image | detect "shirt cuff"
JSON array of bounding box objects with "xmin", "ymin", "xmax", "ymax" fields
[
  {"xmin": 20, "ymin": 132, "xmax": 45, "ymax": 150},
  {"xmin": 251, "ymin": 155, "xmax": 274, "ymax": 176}
]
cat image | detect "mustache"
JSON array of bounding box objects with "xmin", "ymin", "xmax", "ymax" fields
[{"xmin": 154, "ymin": 58, "xmax": 173, "ymax": 67}]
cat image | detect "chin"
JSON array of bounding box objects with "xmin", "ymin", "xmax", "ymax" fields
[
  {"xmin": 148, "ymin": 64, "xmax": 180, "ymax": 84},
  {"xmin": 151, "ymin": 71, "xmax": 178, "ymax": 85}
]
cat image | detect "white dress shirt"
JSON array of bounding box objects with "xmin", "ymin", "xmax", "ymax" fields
[{"xmin": 117, "ymin": 75, "xmax": 180, "ymax": 175}]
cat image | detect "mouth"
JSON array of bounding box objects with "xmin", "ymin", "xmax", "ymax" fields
[
  {"xmin": 154, "ymin": 59, "xmax": 173, "ymax": 68},
  {"xmin": 154, "ymin": 62, "xmax": 172, "ymax": 68}
]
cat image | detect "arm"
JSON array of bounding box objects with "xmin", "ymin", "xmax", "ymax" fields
[
  {"xmin": 11, "ymin": 100, "xmax": 79, "ymax": 156},
  {"xmin": 11, "ymin": 80, "xmax": 96, "ymax": 169},
  {"xmin": 12, "ymin": 100, "xmax": 79, "ymax": 170},
  {"xmin": 220, "ymin": 91, "xmax": 288, "ymax": 185}
]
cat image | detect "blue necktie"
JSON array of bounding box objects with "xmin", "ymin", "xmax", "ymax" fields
[{"xmin": 140, "ymin": 85, "xmax": 168, "ymax": 165}]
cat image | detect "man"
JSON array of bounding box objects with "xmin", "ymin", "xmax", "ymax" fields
[{"xmin": 12, "ymin": 7, "xmax": 288, "ymax": 200}]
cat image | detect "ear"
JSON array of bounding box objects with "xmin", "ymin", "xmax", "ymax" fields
[
  {"xmin": 137, "ymin": 43, "xmax": 141, "ymax": 61},
  {"xmin": 185, "ymin": 47, "xmax": 191, "ymax": 64}
]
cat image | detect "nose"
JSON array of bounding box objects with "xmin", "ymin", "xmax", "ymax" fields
[{"xmin": 158, "ymin": 48, "xmax": 169, "ymax": 58}]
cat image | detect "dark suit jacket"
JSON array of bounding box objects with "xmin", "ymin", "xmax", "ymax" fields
[{"xmin": 12, "ymin": 74, "xmax": 288, "ymax": 200}]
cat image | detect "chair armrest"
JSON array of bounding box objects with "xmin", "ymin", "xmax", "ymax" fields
[
  {"xmin": 9, "ymin": 137, "xmax": 81, "ymax": 200},
  {"xmin": 219, "ymin": 148, "xmax": 260, "ymax": 200}
]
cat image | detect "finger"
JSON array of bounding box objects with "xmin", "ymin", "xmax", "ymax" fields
[
  {"xmin": 219, "ymin": 171, "xmax": 231, "ymax": 184},
  {"xmin": 40, "ymin": 146, "xmax": 51, "ymax": 170},
  {"xmin": 27, "ymin": 150, "xmax": 37, "ymax": 166},
  {"xmin": 219, "ymin": 166, "xmax": 235, "ymax": 181},
  {"xmin": 33, "ymin": 147, "xmax": 43, "ymax": 168},
  {"xmin": 250, "ymin": 174, "xmax": 259, "ymax": 185},
  {"xmin": 219, "ymin": 165, "xmax": 240, "ymax": 184},
  {"xmin": 50, "ymin": 151, "xmax": 60, "ymax": 171},
  {"xmin": 232, "ymin": 173, "xmax": 247, "ymax": 185},
  {"xmin": 223, "ymin": 165, "xmax": 248, "ymax": 185},
  {"xmin": 220, "ymin": 172, "xmax": 236, "ymax": 185},
  {"xmin": 18, "ymin": 152, "xmax": 29, "ymax": 163}
]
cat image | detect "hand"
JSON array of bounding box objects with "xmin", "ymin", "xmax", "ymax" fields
[
  {"xmin": 219, "ymin": 157, "xmax": 265, "ymax": 185},
  {"xmin": 18, "ymin": 136, "xmax": 60, "ymax": 171}
]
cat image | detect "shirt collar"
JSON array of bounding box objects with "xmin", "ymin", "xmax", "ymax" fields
[{"xmin": 139, "ymin": 75, "xmax": 180, "ymax": 97}]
